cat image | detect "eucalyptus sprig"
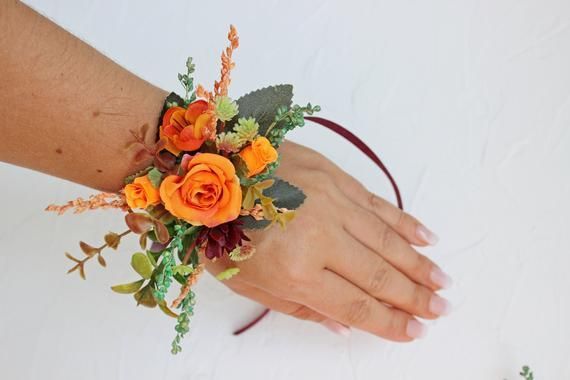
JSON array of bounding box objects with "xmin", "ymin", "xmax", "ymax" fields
[
  {"xmin": 178, "ymin": 57, "xmax": 197, "ymax": 104},
  {"xmin": 66, "ymin": 230, "xmax": 130, "ymax": 279}
]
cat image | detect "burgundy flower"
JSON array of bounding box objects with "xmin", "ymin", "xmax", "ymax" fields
[{"xmin": 196, "ymin": 220, "xmax": 250, "ymax": 260}]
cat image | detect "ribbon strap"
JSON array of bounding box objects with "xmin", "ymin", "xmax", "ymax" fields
[{"xmin": 233, "ymin": 117, "xmax": 403, "ymax": 335}]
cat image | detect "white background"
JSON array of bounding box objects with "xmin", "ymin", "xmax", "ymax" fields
[{"xmin": 1, "ymin": 0, "xmax": 569, "ymax": 379}]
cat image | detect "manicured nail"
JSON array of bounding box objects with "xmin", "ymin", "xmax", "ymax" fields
[
  {"xmin": 429, "ymin": 294, "xmax": 452, "ymax": 316},
  {"xmin": 322, "ymin": 319, "xmax": 351, "ymax": 337},
  {"xmin": 430, "ymin": 266, "xmax": 453, "ymax": 289},
  {"xmin": 406, "ymin": 319, "xmax": 427, "ymax": 339},
  {"xmin": 416, "ymin": 225, "xmax": 439, "ymax": 246}
]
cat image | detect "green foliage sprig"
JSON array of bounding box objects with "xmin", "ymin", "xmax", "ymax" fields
[
  {"xmin": 153, "ymin": 224, "xmax": 187, "ymax": 302},
  {"xmin": 519, "ymin": 366, "xmax": 534, "ymax": 380},
  {"xmin": 178, "ymin": 57, "xmax": 197, "ymax": 105},
  {"xmin": 504, "ymin": 366, "xmax": 535, "ymax": 380},
  {"xmin": 265, "ymin": 103, "xmax": 321, "ymax": 147},
  {"xmin": 171, "ymin": 289, "xmax": 196, "ymax": 354}
]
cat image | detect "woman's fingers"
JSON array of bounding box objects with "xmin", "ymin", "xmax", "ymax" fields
[
  {"xmin": 341, "ymin": 176, "xmax": 437, "ymax": 246},
  {"xmin": 228, "ymin": 281, "xmax": 326, "ymax": 323},
  {"xmin": 283, "ymin": 142, "xmax": 438, "ymax": 247},
  {"xmin": 305, "ymin": 269, "xmax": 426, "ymax": 342},
  {"xmin": 367, "ymin": 192, "xmax": 438, "ymax": 246},
  {"xmin": 284, "ymin": 141, "xmax": 438, "ymax": 247},
  {"xmin": 204, "ymin": 255, "xmax": 350, "ymax": 335},
  {"xmin": 327, "ymin": 235, "xmax": 450, "ymax": 319},
  {"xmin": 343, "ymin": 207, "xmax": 452, "ymax": 291}
]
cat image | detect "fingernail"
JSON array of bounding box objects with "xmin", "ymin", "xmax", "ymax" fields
[
  {"xmin": 416, "ymin": 225, "xmax": 439, "ymax": 246},
  {"xmin": 429, "ymin": 294, "xmax": 452, "ymax": 316},
  {"xmin": 322, "ymin": 319, "xmax": 351, "ymax": 337},
  {"xmin": 430, "ymin": 266, "xmax": 453, "ymax": 289},
  {"xmin": 406, "ymin": 319, "xmax": 427, "ymax": 339}
]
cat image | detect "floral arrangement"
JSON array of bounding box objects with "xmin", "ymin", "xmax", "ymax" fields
[{"xmin": 47, "ymin": 25, "xmax": 320, "ymax": 354}]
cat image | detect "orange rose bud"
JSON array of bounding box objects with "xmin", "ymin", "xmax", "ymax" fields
[
  {"xmin": 124, "ymin": 175, "xmax": 161, "ymax": 210},
  {"xmin": 159, "ymin": 100, "xmax": 212, "ymax": 156},
  {"xmin": 239, "ymin": 136, "xmax": 278, "ymax": 177},
  {"xmin": 159, "ymin": 153, "xmax": 242, "ymax": 228}
]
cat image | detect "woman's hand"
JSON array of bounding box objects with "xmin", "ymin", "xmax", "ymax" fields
[
  {"xmin": 206, "ymin": 141, "xmax": 451, "ymax": 341},
  {"xmin": 0, "ymin": 2, "xmax": 451, "ymax": 340}
]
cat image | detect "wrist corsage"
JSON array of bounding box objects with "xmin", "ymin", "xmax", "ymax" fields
[{"xmin": 47, "ymin": 25, "xmax": 320, "ymax": 354}]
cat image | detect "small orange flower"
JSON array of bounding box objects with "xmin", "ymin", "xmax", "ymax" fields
[
  {"xmin": 159, "ymin": 153, "xmax": 242, "ymax": 227},
  {"xmin": 239, "ymin": 136, "xmax": 278, "ymax": 177},
  {"xmin": 159, "ymin": 100, "xmax": 212, "ymax": 156},
  {"xmin": 124, "ymin": 175, "xmax": 160, "ymax": 209}
]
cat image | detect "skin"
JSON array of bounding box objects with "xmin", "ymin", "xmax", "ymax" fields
[{"xmin": 0, "ymin": 1, "xmax": 451, "ymax": 340}]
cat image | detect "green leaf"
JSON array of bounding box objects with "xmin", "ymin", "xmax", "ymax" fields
[
  {"xmin": 111, "ymin": 279, "xmax": 145, "ymax": 294},
  {"xmin": 230, "ymin": 85, "xmax": 293, "ymax": 134},
  {"xmin": 239, "ymin": 216, "xmax": 270, "ymax": 230},
  {"xmin": 162, "ymin": 92, "xmax": 185, "ymax": 114},
  {"xmin": 173, "ymin": 264, "xmax": 194, "ymax": 276},
  {"xmin": 131, "ymin": 252, "xmax": 154, "ymax": 279},
  {"xmin": 215, "ymin": 267, "xmax": 240, "ymax": 281},
  {"xmin": 146, "ymin": 250, "xmax": 158, "ymax": 267},
  {"xmin": 158, "ymin": 300, "xmax": 179, "ymax": 319},
  {"xmin": 147, "ymin": 168, "xmax": 162, "ymax": 188},
  {"xmin": 173, "ymin": 273, "xmax": 187, "ymax": 285},
  {"xmin": 263, "ymin": 177, "xmax": 306, "ymax": 209},
  {"xmin": 133, "ymin": 284, "xmax": 157, "ymax": 308},
  {"xmin": 242, "ymin": 179, "xmax": 275, "ymax": 209}
]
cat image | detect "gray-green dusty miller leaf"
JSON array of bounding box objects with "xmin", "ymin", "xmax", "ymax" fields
[{"xmin": 229, "ymin": 85, "xmax": 293, "ymax": 134}]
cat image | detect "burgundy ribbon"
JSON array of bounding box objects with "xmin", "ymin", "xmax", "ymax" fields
[{"xmin": 233, "ymin": 116, "xmax": 403, "ymax": 335}]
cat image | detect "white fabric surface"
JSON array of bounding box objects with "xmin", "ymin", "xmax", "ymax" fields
[{"xmin": 2, "ymin": 0, "xmax": 570, "ymax": 378}]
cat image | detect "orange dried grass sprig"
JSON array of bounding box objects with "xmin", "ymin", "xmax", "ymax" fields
[
  {"xmin": 196, "ymin": 25, "xmax": 240, "ymax": 138},
  {"xmin": 46, "ymin": 192, "xmax": 128, "ymax": 215},
  {"xmin": 214, "ymin": 24, "xmax": 239, "ymax": 98}
]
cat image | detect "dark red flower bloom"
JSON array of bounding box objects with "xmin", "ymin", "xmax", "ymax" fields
[{"xmin": 196, "ymin": 220, "xmax": 250, "ymax": 260}]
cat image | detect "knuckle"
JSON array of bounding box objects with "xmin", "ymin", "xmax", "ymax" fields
[
  {"xmin": 287, "ymin": 304, "xmax": 316, "ymax": 321},
  {"xmin": 368, "ymin": 261, "xmax": 392, "ymax": 295},
  {"xmin": 383, "ymin": 311, "xmax": 408, "ymax": 339},
  {"xmin": 368, "ymin": 192, "xmax": 382, "ymax": 211},
  {"xmin": 345, "ymin": 297, "xmax": 373, "ymax": 325},
  {"xmin": 413, "ymin": 253, "xmax": 432, "ymax": 279},
  {"xmin": 377, "ymin": 224, "xmax": 394, "ymax": 253},
  {"xmin": 395, "ymin": 209, "xmax": 407, "ymax": 230},
  {"xmin": 410, "ymin": 286, "xmax": 432, "ymax": 317}
]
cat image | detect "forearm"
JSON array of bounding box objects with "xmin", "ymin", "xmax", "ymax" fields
[{"xmin": 0, "ymin": 1, "xmax": 167, "ymax": 191}]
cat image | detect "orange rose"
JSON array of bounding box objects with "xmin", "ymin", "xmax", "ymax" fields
[
  {"xmin": 124, "ymin": 175, "xmax": 160, "ymax": 209},
  {"xmin": 159, "ymin": 100, "xmax": 212, "ymax": 156},
  {"xmin": 239, "ymin": 136, "xmax": 278, "ymax": 177},
  {"xmin": 159, "ymin": 153, "xmax": 242, "ymax": 227}
]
